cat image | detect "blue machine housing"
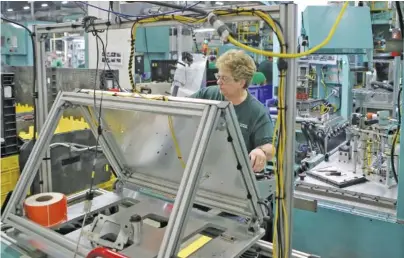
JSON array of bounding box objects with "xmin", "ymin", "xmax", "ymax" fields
[{"xmin": 302, "ymin": 6, "xmax": 374, "ymax": 54}]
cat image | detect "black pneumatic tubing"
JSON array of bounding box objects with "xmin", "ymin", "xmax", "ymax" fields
[{"xmin": 142, "ymin": 1, "xmax": 207, "ymax": 16}]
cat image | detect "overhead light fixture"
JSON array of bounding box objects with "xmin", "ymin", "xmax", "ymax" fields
[
  {"xmin": 7, "ymin": 8, "xmax": 13, "ymax": 12},
  {"xmin": 216, "ymin": 1, "xmax": 224, "ymax": 5},
  {"xmin": 194, "ymin": 28, "xmax": 216, "ymax": 33},
  {"xmin": 62, "ymin": 1, "xmax": 68, "ymax": 4},
  {"xmin": 23, "ymin": 6, "xmax": 30, "ymax": 10},
  {"xmin": 41, "ymin": 3, "xmax": 48, "ymax": 7}
]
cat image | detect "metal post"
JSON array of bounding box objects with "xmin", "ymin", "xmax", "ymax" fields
[
  {"xmin": 30, "ymin": 2, "xmax": 34, "ymax": 20},
  {"xmin": 340, "ymin": 56, "xmax": 352, "ymax": 120},
  {"xmin": 272, "ymin": 30, "xmax": 280, "ymax": 95},
  {"xmin": 169, "ymin": 27, "xmax": 176, "ymax": 59},
  {"xmin": 280, "ymin": 4, "xmax": 298, "ymax": 257},
  {"xmin": 177, "ymin": 25, "xmax": 183, "ymax": 62},
  {"xmin": 158, "ymin": 106, "xmax": 218, "ymax": 257},
  {"xmin": 392, "ymin": 56, "xmax": 401, "ymax": 118},
  {"xmin": 34, "ymin": 27, "xmax": 52, "ymax": 192}
]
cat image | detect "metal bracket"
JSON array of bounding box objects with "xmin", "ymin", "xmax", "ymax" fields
[
  {"xmin": 38, "ymin": 32, "xmax": 49, "ymax": 41},
  {"xmin": 217, "ymin": 101, "xmax": 230, "ymax": 109},
  {"xmin": 15, "ymin": 204, "xmax": 23, "ymax": 216},
  {"xmin": 247, "ymin": 217, "xmax": 261, "ymax": 235},
  {"xmin": 122, "ymin": 167, "xmax": 134, "ymax": 178},
  {"xmin": 216, "ymin": 113, "xmax": 227, "ymax": 131},
  {"xmin": 114, "ymin": 180, "xmax": 124, "ymax": 194},
  {"xmin": 84, "ymin": 214, "xmax": 133, "ymax": 251},
  {"xmin": 61, "ymin": 101, "xmax": 73, "ymax": 110}
]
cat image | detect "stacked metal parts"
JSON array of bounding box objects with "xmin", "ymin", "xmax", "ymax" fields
[{"xmin": 1, "ymin": 73, "xmax": 19, "ymax": 157}]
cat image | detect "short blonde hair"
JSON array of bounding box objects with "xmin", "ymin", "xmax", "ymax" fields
[{"xmin": 216, "ymin": 50, "xmax": 257, "ymax": 88}]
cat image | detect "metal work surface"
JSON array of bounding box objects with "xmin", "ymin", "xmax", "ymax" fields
[
  {"xmin": 65, "ymin": 190, "xmax": 264, "ymax": 258},
  {"xmin": 297, "ymin": 152, "xmax": 398, "ymax": 214}
]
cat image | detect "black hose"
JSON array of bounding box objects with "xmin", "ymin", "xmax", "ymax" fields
[
  {"xmin": 143, "ymin": 1, "xmax": 207, "ymax": 15},
  {"xmin": 391, "ymin": 87, "xmax": 401, "ymax": 184},
  {"xmin": 370, "ymin": 81, "xmax": 394, "ymax": 92},
  {"xmin": 1, "ymin": 17, "xmax": 37, "ymax": 141},
  {"xmin": 395, "ymin": 2, "xmax": 404, "ymax": 38},
  {"xmin": 301, "ymin": 123, "xmax": 314, "ymax": 151}
]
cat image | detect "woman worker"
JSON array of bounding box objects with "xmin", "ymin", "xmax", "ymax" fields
[{"xmin": 191, "ymin": 49, "xmax": 275, "ymax": 172}]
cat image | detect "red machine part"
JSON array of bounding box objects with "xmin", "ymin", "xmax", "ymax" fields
[
  {"xmin": 296, "ymin": 92, "xmax": 308, "ymax": 100},
  {"xmin": 86, "ymin": 247, "xmax": 129, "ymax": 258}
]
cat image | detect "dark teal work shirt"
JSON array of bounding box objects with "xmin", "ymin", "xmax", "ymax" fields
[{"xmin": 191, "ymin": 86, "xmax": 274, "ymax": 153}]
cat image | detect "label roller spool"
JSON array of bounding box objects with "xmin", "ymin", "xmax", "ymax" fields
[{"xmin": 24, "ymin": 192, "xmax": 67, "ymax": 227}]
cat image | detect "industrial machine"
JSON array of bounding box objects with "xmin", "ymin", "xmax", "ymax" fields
[
  {"xmin": 292, "ymin": 4, "xmax": 404, "ymax": 258},
  {"xmin": 2, "ymin": 89, "xmax": 278, "ymax": 258}
]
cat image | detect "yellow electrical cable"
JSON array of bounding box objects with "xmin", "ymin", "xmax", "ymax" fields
[{"xmin": 227, "ymin": 2, "xmax": 349, "ymax": 58}]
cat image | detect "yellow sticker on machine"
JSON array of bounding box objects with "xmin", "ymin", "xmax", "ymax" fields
[{"xmin": 177, "ymin": 235, "xmax": 213, "ymax": 258}]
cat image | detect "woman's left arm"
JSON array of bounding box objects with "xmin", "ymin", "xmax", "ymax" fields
[
  {"xmin": 256, "ymin": 143, "xmax": 275, "ymax": 161},
  {"xmin": 250, "ymin": 113, "xmax": 275, "ymax": 172}
]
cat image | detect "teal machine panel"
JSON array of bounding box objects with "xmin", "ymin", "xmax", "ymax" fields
[
  {"xmin": 302, "ymin": 6, "xmax": 373, "ymax": 54},
  {"xmin": 1, "ymin": 23, "xmax": 28, "ymax": 66},
  {"xmin": 293, "ymin": 207, "xmax": 404, "ymax": 258},
  {"xmin": 1, "ymin": 21, "xmax": 55, "ymax": 67},
  {"xmin": 135, "ymin": 26, "xmax": 170, "ymax": 75}
]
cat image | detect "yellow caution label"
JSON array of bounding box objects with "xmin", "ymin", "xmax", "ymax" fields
[{"xmin": 177, "ymin": 235, "xmax": 213, "ymax": 258}]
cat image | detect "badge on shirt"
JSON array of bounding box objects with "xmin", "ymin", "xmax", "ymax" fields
[{"xmin": 239, "ymin": 123, "xmax": 248, "ymax": 130}]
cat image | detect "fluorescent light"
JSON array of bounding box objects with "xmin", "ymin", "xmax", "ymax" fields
[
  {"xmin": 62, "ymin": 1, "xmax": 68, "ymax": 4},
  {"xmin": 10, "ymin": 23, "xmax": 22, "ymax": 29},
  {"xmin": 216, "ymin": 1, "xmax": 224, "ymax": 5},
  {"xmin": 7, "ymin": 8, "xmax": 13, "ymax": 12},
  {"xmin": 41, "ymin": 3, "xmax": 48, "ymax": 7},
  {"xmin": 23, "ymin": 6, "xmax": 30, "ymax": 10},
  {"xmin": 194, "ymin": 28, "xmax": 215, "ymax": 33}
]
